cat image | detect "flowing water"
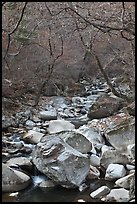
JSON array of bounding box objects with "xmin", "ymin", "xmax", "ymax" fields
[
  {"xmin": 3, "ymin": 88, "xmax": 115, "ymax": 202},
  {"xmin": 2, "ymin": 174, "xmax": 114, "ymax": 202},
  {"xmin": 2, "ymin": 123, "xmax": 114, "ymax": 202}
]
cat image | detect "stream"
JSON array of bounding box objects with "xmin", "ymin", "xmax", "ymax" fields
[
  {"xmin": 2, "ymin": 128, "xmax": 113, "ymax": 202},
  {"xmin": 2, "ymin": 175, "xmax": 114, "ymax": 202},
  {"xmin": 2, "ymin": 78, "xmax": 135, "ymax": 202}
]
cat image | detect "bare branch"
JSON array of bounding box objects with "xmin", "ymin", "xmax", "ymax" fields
[
  {"xmin": 7, "ymin": 20, "xmax": 43, "ymax": 57},
  {"xmin": 34, "ymin": 23, "xmax": 64, "ymax": 107},
  {"xmin": 65, "ymin": 6, "xmax": 135, "ymax": 36},
  {"xmin": 48, "ymin": 26, "xmax": 53, "ymax": 58},
  {"xmin": 44, "ymin": 2, "xmax": 52, "ymax": 16},
  {"xmin": 55, "ymin": 36, "xmax": 63, "ymax": 60},
  {"xmin": 9, "ymin": 2, "xmax": 28, "ymax": 35},
  {"xmin": 3, "ymin": 2, "xmax": 28, "ymax": 59},
  {"xmin": 45, "ymin": 2, "xmax": 66, "ymax": 16}
]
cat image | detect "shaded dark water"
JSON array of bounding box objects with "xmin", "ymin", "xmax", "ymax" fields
[
  {"xmin": 2, "ymin": 185, "xmax": 98, "ymax": 202},
  {"xmin": 2, "ymin": 178, "xmax": 114, "ymax": 202}
]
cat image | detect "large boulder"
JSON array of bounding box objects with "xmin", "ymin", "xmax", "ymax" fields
[
  {"xmin": 87, "ymin": 95, "xmax": 123, "ymax": 119},
  {"xmin": 2, "ymin": 163, "xmax": 31, "ymax": 192},
  {"xmin": 75, "ymin": 125, "xmax": 104, "ymax": 146},
  {"xmin": 32, "ymin": 135, "xmax": 90, "ymax": 188},
  {"xmin": 43, "ymin": 130, "xmax": 92, "ymax": 154},
  {"xmin": 100, "ymin": 149, "xmax": 129, "ymax": 169},
  {"xmin": 104, "ymin": 116, "xmax": 135, "ymax": 152}
]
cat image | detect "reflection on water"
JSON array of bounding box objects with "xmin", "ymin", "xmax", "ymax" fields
[
  {"xmin": 2, "ymin": 179, "xmax": 114, "ymax": 202},
  {"xmin": 16, "ymin": 185, "xmax": 97, "ymax": 202}
]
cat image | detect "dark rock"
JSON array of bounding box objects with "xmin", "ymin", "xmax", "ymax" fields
[{"xmin": 87, "ymin": 95, "xmax": 124, "ymax": 119}]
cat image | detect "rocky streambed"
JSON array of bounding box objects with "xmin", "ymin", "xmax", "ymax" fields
[{"xmin": 2, "ymin": 78, "xmax": 135, "ymax": 202}]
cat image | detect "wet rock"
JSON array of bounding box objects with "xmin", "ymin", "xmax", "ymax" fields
[
  {"xmin": 63, "ymin": 109, "xmax": 75, "ymax": 118},
  {"xmin": 39, "ymin": 179, "xmax": 57, "ymax": 189},
  {"xmin": 3, "ymin": 140, "xmax": 24, "ymax": 149},
  {"xmin": 47, "ymin": 120, "xmax": 75, "ymax": 134},
  {"xmin": 90, "ymin": 185, "xmax": 110, "ymax": 199},
  {"xmin": 2, "ymin": 163, "xmax": 31, "ymax": 192},
  {"xmin": 105, "ymin": 163, "xmax": 127, "ymax": 181},
  {"xmin": 32, "ymin": 136, "xmax": 90, "ymax": 188}
]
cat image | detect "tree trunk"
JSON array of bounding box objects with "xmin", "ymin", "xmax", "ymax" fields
[{"xmin": 93, "ymin": 52, "xmax": 131, "ymax": 102}]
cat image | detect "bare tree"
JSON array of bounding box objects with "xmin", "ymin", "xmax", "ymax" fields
[
  {"xmin": 3, "ymin": 2, "xmax": 28, "ymax": 59},
  {"xmin": 64, "ymin": 2, "xmax": 135, "ymax": 102},
  {"xmin": 2, "ymin": 2, "xmax": 135, "ymax": 106},
  {"xmin": 34, "ymin": 25, "xmax": 64, "ymax": 106}
]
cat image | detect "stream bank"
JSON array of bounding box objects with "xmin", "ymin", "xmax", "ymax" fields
[{"xmin": 2, "ymin": 77, "xmax": 135, "ymax": 202}]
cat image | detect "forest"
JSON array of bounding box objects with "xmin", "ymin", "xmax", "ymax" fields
[
  {"xmin": 2, "ymin": 2, "xmax": 135, "ymax": 106},
  {"xmin": 2, "ymin": 2, "xmax": 135, "ymax": 202}
]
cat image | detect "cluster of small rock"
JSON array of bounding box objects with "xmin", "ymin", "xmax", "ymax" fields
[{"xmin": 2, "ymin": 78, "xmax": 135, "ymax": 202}]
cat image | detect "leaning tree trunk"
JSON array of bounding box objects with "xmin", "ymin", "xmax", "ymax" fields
[
  {"xmin": 94, "ymin": 54, "xmax": 130, "ymax": 101},
  {"xmin": 85, "ymin": 49, "xmax": 133, "ymax": 103}
]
